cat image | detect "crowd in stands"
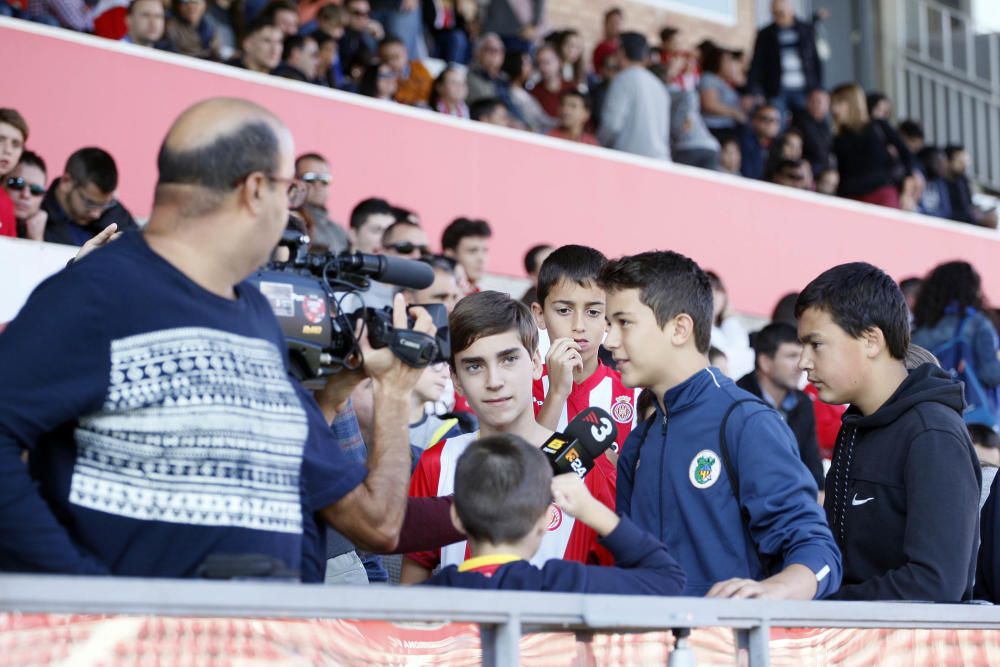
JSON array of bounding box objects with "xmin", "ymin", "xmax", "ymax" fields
[
  {"xmin": 3, "ymin": 90, "xmax": 1000, "ymax": 605},
  {"xmin": 2, "ymin": 0, "xmax": 997, "ymax": 229}
]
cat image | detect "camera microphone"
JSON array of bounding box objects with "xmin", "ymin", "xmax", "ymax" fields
[
  {"xmin": 335, "ymin": 253, "xmax": 435, "ymax": 290},
  {"xmin": 540, "ymin": 407, "xmax": 619, "ymax": 479}
]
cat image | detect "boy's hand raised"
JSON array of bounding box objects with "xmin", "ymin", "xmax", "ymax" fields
[
  {"xmin": 546, "ymin": 338, "xmax": 584, "ymax": 398},
  {"xmin": 551, "ymin": 473, "xmax": 619, "ymax": 538}
]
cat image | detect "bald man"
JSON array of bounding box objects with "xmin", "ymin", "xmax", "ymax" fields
[{"xmin": 0, "ymin": 98, "xmax": 431, "ymax": 580}]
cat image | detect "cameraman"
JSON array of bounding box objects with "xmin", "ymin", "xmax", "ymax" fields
[{"xmin": 0, "ymin": 98, "xmax": 430, "ymax": 578}]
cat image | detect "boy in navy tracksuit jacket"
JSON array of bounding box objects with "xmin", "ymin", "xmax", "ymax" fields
[
  {"xmin": 423, "ymin": 434, "xmax": 686, "ymax": 594},
  {"xmin": 797, "ymin": 263, "xmax": 980, "ymax": 601},
  {"xmin": 599, "ymin": 251, "xmax": 842, "ymax": 599}
]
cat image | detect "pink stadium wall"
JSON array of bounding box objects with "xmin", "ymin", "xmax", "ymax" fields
[{"xmin": 2, "ymin": 18, "xmax": 997, "ymax": 316}]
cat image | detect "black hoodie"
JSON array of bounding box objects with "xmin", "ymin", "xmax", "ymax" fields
[{"xmin": 826, "ymin": 363, "xmax": 981, "ymax": 601}]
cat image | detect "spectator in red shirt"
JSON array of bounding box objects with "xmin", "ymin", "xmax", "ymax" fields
[
  {"xmin": 4, "ymin": 151, "xmax": 48, "ymax": 240},
  {"xmin": 591, "ymin": 7, "xmax": 622, "ymax": 73},
  {"xmin": 0, "ymin": 108, "xmax": 28, "ymax": 239},
  {"xmin": 547, "ymin": 91, "xmax": 598, "ymax": 146},
  {"xmin": 530, "ymin": 44, "xmax": 572, "ymax": 119}
]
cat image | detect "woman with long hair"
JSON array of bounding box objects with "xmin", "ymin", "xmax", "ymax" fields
[
  {"xmin": 429, "ymin": 66, "xmax": 470, "ymax": 118},
  {"xmin": 912, "ymin": 260, "xmax": 1000, "ymax": 390},
  {"xmin": 830, "ymin": 83, "xmax": 914, "ymax": 208}
]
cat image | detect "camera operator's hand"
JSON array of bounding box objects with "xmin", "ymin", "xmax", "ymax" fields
[{"xmin": 360, "ymin": 293, "xmax": 435, "ymax": 394}]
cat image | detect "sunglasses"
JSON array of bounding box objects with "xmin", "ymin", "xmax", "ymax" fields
[
  {"xmin": 6, "ymin": 176, "xmax": 45, "ymax": 196},
  {"xmin": 386, "ymin": 241, "xmax": 430, "ymax": 255},
  {"xmin": 300, "ymin": 172, "xmax": 331, "ymax": 185}
]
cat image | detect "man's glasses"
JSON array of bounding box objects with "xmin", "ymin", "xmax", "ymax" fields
[
  {"xmin": 72, "ymin": 186, "xmax": 116, "ymax": 211},
  {"xmin": 300, "ymin": 172, "xmax": 331, "ymax": 186},
  {"xmin": 6, "ymin": 177, "xmax": 45, "ymax": 197},
  {"xmin": 756, "ymin": 115, "xmax": 781, "ymax": 124},
  {"xmin": 386, "ymin": 241, "xmax": 430, "ymax": 256}
]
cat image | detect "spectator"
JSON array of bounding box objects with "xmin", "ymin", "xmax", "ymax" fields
[
  {"xmin": 498, "ymin": 52, "xmax": 546, "ymax": 129},
  {"xmin": 423, "ymin": 435, "xmax": 686, "ymax": 595},
  {"xmin": 370, "ymin": 0, "xmax": 425, "ymax": 61},
  {"xmin": 409, "ymin": 361, "xmax": 461, "ymax": 453},
  {"xmin": 165, "ymin": 0, "xmax": 220, "ymax": 60},
  {"xmin": 792, "ymin": 87, "xmax": 833, "ymax": 174},
  {"xmin": 830, "ymin": 83, "xmax": 913, "ymax": 208},
  {"xmin": 348, "ymin": 196, "xmax": 396, "ymax": 253},
  {"xmin": 591, "ymin": 6, "xmax": 621, "ymax": 74},
  {"xmin": 359, "ymin": 60, "xmax": 399, "ymax": 99},
  {"xmin": 4, "ymin": 151, "xmax": 48, "ymax": 240},
  {"xmin": 381, "ymin": 220, "xmax": 430, "ymax": 260},
  {"xmin": 866, "ymin": 90, "xmax": 891, "ymax": 121},
  {"xmin": 668, "ymin": 63, "xmax": 721, "ymax": 170},
  {"xmin": 797, "ymin": 262, "xmax": 980, "ymax": 601},
  {"xmin": 273, "ymin": 33, "xmax": 321, "ymax": 82},
  {"xmin": 467, "ymin": 34, "xmax": 513, "ymax": 110},
  {"xmin": 41, "ymin": 148, "xmax": 137, "ymax": 246},
  {"xmin": 699, "ymin": 42, "xmax": 747, "ymax": 137},
  {"xmin": 717, "ymin": 131, "xmax": 741, "ymax": 175},
  {"xmin": 423, "ymin": 0, "xmax": 471, "ymax": 64},
  {"xmin": 899, "ymin": 276, "xmax": 922, "ymax": 314},
  {"xmin": 946, "ymin": 144, "xmax": 999, "ymax": 228},
  {"xmin": 203, "ymin": 0, "xmax": 240, "ymax": 60},
  {"xmin": 898, "ymin": 119, "xmax": 925, "ymax": 156},
  {"xmin": 770, "ymin": 158, "xmax": 813, "ymax": 190},
  {"xmin": 912, "ymin": 261, "xmax": 1000, "ymax": 416},
  {"xmin": 736, "ymin": 322, "xmax": 824, "ymax": 488},
  {"xmin": 121, "ymin": 0, "xmax": 168, "ymax": 48},
  {"xmin": 231, "ymin": 16, "xmax": 284, "ymax": 73},
  {"xmin": 26, "ymin": 0, "xmax": 91, "ymax": 31},
  {"xmin": 315, "ymin": 3, "xmax": 345, "ymax": 37},
  {"xmin": 262, "ymin": 0, "xmax": 299, "ymax": 36},
  {"xmin": 587, "ymin": 50, "xmax": 620, "ymax": 132},
  {"xmin": 764, "ymin": 128, "xmax": 804, "ymax": 179},
  {"xmin": 470, "ymin": 98, "xmax": 510, "ymax": 127},
  {"xmin": 519, "ymin": 242, "xmax": 552, "ymax": 305},
  {"xmin": 339, "ymin": 0, "xmax": 379, "ymax": 73},
  {"xmin": 739, "ymin": 104, "xmax": 781, "ymax": 179},
  {"xmin": 602, "ymin": 251, "xmax": 841, "ymax": 599},
  {"xmin": 597, "ymin": 32, "xmax": 670, "ymax": 161},
  {"xmin": 660, "ymin": 27, "xmax": 699, "ymax": 92},
  {"xmin": 747, "ymin": 0, "xmax": 822, "ymax": 116},
  {"xmin": 0, "ymin": 98, "xmax": 431, "ymax": 578},
  {"xmin": 0, "ymin": 108, "xmax": 27, "ymax": 238},
  {"xmin": 480, "ymin": 0, "xmax": 544, "ymax": 54},
  {"xmin": 707, "ymin": 270, "xmax": 755, "ymax": 379},
  {"xmin": 379, "ymin": 35, "xmax": 433, "ymax": 106},
  {"xmin": 815, "ymin": 167, "xmax": 838, "ymax": 195},
  {"xmin": 530, "ymin": 44, "xmax": 572, "ymax": 120},
  {"xmin": 547, "ymin": 91, "xmax": 597, "ymax": 146},
  {"xmin": 313, "ymin": 30, "xmax": 344, "ymax": 88},
  {"xmin": 295, "ymin": 152, "xmax": 349, "ymax": 254},
  {"xmin": 403, "ymin": 254, "xmax": 462, "ymax": 314},
  {"xmin": 916, "ymin": 146, "xmax": 952, "ymax": 219},
  {"xmin": 441, "ymin": 217, "xmax": 491, "ymax": 293},
  {"xmin": 429, "ymin": 66, "xmax": 470, "ymax": 118},
  {"xmin": 556, "ymin": 28, "xmax": 586, "ymax": 90}
]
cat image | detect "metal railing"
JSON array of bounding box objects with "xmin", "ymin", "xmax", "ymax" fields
[
  {"xmin": 897, "ymin": 0, "xmax": 1000, "ymax": 191},
  {"xmin": 2, "ymin": 574, "xmax": 1000, "ymax": 666}
]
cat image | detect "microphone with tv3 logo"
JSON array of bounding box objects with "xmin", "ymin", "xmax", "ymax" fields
[{"xmin": 540, "ymin": 407, "xmax": 619, "ymax": 479}]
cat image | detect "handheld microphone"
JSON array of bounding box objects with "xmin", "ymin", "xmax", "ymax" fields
[
  {"xmin": 335, "ymin": 253, "xmax": 435, "ymax": 289},
  {"xmin": 540, "ymin": 407, "xmax": 619, "ymax": 479}
]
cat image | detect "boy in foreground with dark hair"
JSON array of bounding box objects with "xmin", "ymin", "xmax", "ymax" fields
[
  {"xmin": 796, "ymin": 262, "xmax": 981, "ymax": 601},
  {"xmin": 423, "ymin": 434, "xmax": 685, "ymax": 594},
  {"xmin": 600, "ymin": 251, "xmax": 841, "ymax": 599}
]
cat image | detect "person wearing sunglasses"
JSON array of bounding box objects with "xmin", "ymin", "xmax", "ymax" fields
[
  {"xmin": 4, "ymin": 151, "xmax": 48, "ymax": 240},
  {"xmin": 381, "ymin": 220, "xmax": 430, "ymax": 260},
  {"xmin": 295, "ymin": 152, "xmax": 348, "ymax": 254},
  {"xmin": 41, "ymin": 147, "xmax": 137, "ymax": 247}
]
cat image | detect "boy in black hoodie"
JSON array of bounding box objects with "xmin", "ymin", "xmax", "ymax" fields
[{"xmin": 796, "ymin": 262, "xmax": 981, "ymax": 601}]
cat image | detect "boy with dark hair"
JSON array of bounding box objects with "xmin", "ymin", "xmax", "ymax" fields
[
  {"xmin": 348, "ymin": 196, "xmax": 395, "ymax": 254},
  {"xmin": 737, "ymin": 322, "xmax": 824, "ymax": 487},
  {"xmin": 548, "ymin": 91, "xmax": 599, "ymax": 146},
  {"xmin": 403, "ymin": 291, "xmax": 614, "ymax": 583},
  {"xmin": 796, "ymin": 262, "xmax": 981, "ymax": 601},
  {"xmin": 601, "ymin": 251, "xmax": 841, "ymax": 599},
  {"xmin": 520, "ymin": 243, "xmax": 553, "ymax": 305},
  {"xmin": 424, "ymin": 434, "xmax": 686, "ymax": 595},
  {"xmin": 531, "ymin": 244, "xmax": 638, "ymax": 455},
  {"xmin": 441, "ymin": 217, "xmax": 492, "ymax": 293}
]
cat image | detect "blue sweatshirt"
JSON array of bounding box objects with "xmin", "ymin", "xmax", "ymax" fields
[
  {"xmin": 423, "ymin": 516, "xmax": 685, "ymax": 595},
  {"xmin": 0, "ymin": 231, "xmax": 367, "ymax": 577},
  {"xmin": 617, "ymin": 367, "xmax": 842, "ymax": 597}
]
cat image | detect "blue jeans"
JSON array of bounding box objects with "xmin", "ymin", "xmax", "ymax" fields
[
  {"xmin": 372, "ymin": 7, "xmax": 427, "ymax": 60},
  {"xmin": 432, "ymin": 28, "xmax": 470, "ymax": 64}
]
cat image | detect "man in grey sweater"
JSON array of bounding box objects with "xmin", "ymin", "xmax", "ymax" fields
[{"xmin": 597, "ymin": 32, "xmax": 671, "ymax": 161}]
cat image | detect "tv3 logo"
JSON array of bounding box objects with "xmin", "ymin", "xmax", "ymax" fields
[{"xmin": 583, "ymin": 411, "xmax": 614, "ymax": 443}]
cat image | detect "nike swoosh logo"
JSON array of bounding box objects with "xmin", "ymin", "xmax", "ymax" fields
[{"xmin": 852, "ymin": 494, "xmax": 875, "ymax": 506}]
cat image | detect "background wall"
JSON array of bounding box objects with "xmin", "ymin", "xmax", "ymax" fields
[{"xmin": 2, "ymin": 18, "xmax": 998, "ymax": 319}]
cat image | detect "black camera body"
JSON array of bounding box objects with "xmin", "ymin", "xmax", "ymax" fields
[{"xmin": 248, "ymin": 231, "xmax": 449, "ymax": 384}]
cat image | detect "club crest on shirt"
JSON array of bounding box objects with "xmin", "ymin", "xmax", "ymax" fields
[
  {"xmin": 547, "ymin": 503, "xmax": 563, "ymax": 531},
  {"xmin": 302, "ymin": 295, "xmax": 327, "ymax": 324},
  {"xmin": 611, "ymin": 395, "xmax": 634, "ymax": 424},
  {"xmin": 689, "ymin": 449, "xmax": 721, "ymax": 489}
]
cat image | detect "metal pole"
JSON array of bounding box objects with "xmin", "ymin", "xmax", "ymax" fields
[
  {"xmin": 482, "ymin": 616, "xmax": 522, "ymax": 667},
  {"xmin": 746, "ymin": 623, "xmax": 772, "ymax": 667}
]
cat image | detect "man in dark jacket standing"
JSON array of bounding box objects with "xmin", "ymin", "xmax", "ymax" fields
[
  {"xmin": 737, "ymin": 323, "xmax": 824, "ymax": 489},
  {"xmin": 796, "ymin": 262, "xmax": 981, "ymax": 601},
  {"xmin": 748, "ymin": 0, "xmax": 822, "ymax": 116}
]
